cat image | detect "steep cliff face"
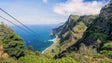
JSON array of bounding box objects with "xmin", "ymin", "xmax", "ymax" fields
[
  {"xmin": 100, "ymin": 0, "xmax": 112, "ymax": 17},
  {"xmin": 57, "ymin": 0, "xmax": 112, "ymax": 59},
  {"xmin": 50, "ymin": 25, "xmax": 64, "ymax": 36},
  {"xmin": 53, "ymin": 1, "xmax": 112, "ymax": 62},
  {"xmin": 79, "ymin": 0, "xmax": 112, "ymax": 57},
  {"xmin": 50, "ymin": 15, "xmax": 80, "ymax": 36},
  {"xmin": 52, "ymin": 15, "xmax": 97, "ymax": 51},
  {"xmin": 81, "ymin": 0, "xmax": 112, "ymax": 46}
]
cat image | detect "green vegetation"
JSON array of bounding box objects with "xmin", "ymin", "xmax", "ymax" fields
[
  {"xmin": 51, "ymin": 15, "xmax": 97, "ymax": 53},
  {"xmin": 0, "ymin": 51, "xmax": 80, "ymax": 63},
  {"xmin": 0, "ymin": 22, "xmax": 26, "ymax": 59},
  {"xmin": 18, "ymin": 54, "xmax": 79, "ymax": 63},
  {"xmin": 0, "ymin": 22, "xmax": 80, "ymax": 63},
  {"xmin": 1, "ymin": 0, "xmax": 112, "ymax": 63},
  {"xmin": 50, "ymin": 0, "xmax": 112, "ymax": 63}
]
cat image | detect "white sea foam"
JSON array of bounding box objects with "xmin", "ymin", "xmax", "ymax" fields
[
  {"xmin": 42, "ymin": 47, "xmax": 49, "ymax": 54},
  {"xmin": 48, "ymin": 35, "xmax": 58, "ymax": 42},
  {"xmin": 42, "ymin": 39, "xmax": 55, "ymax": 54},
  {"xmin": 42, "ymin": 38, "xmax": 55, "ymax": 54},
  {"xmin": 48, "ymin": 38, "xmax": 55, "ymax": 42},
  {"xmin": 42, "ymin": 35, "xmax": 58, "ymax": 54}
]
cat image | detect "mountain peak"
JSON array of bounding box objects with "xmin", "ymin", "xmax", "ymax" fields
[{"xmin": 100, "ymin": 0, "xmax": 112, "ymax": 17}]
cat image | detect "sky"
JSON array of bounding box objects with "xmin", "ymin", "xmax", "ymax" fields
[{"xmin": 0, "ymin": 0, "xmax": 110, "ymax": 25}]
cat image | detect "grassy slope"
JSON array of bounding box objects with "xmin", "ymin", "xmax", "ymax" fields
[
  {"xmin": 53, "ymin": 1, "xmax": 112, "ymax": 63},
  {"xmin": 0, "ymin": 22, "xmax": 80, "ymax": 63},
  {"xmin": 53, "ymin": 15, "xmax": 97, "ymax": 53}
]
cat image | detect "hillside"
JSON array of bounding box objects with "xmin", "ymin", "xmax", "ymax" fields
[
  {"xmin": 80, "ymin": 0, "xmax": 112, "ymax": 58},
  {"xmin": 51, "ymin": 0, "xmax": 112, "ymax": 63},
  {"xmin": 1, "ymin": 0, "xmax": 112, "ymax": 63},
  {"xmin": 51, "ymin": 15, "xmax": 97, "ymax": 52},
  {"xmin": 0, "ymin": 22, "xmax": 27, "ymax": 59},
  {"xmin": 0, "ymin": 22, "xmax": 80, "ymax": 63}
]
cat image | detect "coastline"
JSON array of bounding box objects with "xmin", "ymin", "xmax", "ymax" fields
[{"xmin": 42, "ymin": 35, "xmax": 58, "ymax": 54}]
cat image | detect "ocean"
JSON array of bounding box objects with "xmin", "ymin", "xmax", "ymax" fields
[{"xmin": 10, "ymin": 25, "xmax": 57, "ymax": 52}]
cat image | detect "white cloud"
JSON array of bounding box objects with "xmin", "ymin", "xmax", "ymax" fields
[
  {"xmin": 54, "ymin": 0, "xmax": 106, "ymax": 15},
  {"xmin": 43, "ymin": 0, "xmax": 48, "ymax": 3}
]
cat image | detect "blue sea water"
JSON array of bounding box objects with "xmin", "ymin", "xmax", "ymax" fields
[{"xmin": 10, "ymin": 25, "xmax": 57, "ymax": 52}]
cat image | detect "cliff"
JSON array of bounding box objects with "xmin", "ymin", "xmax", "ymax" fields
[
  {"xmin": 53, "ymin": 0, "xmax": 112, "ymax": 63},
  {"xmin": 80, "ymin": 0, "xmax": 112, "ymax": 57},
  {"xmin": 52, "ymin": 15, "xmax": 97, "ymax": 51}
]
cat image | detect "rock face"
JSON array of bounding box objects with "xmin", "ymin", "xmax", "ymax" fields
[
  {"xmin": 54, "ymin": 0, "xmax": 112, "ymax": 59},
  {"xmin": 71, "ymin": 0, "xmax": 112, "ymax": 55},
  {"xmin": 82, "ymin": 0, "xmax": 112, "ymax": 46},
  {"xmin": 50, "ymin": 15, "xmax": 80, "ymax": 36},
  {"xmin": 50, "ymin": 25, "xmax": 63, "ymax": 36},
  {"xmin": 0, "ymin": 44, "xmax": 3, "ymax": 50},
  {"xmin": 50, "ymin": 29, "xmax": 57, "ymax": 36},
  {"xmin": 52, "ymin": 15, "xmax": 97, "ymax": 51},
  {"xmin": 0, "ymin": 44, "xmax": 9, "ymax": 59},
  {"xmin": 100, "ymin": 0, "xmax": 112, "ymax": 17}
]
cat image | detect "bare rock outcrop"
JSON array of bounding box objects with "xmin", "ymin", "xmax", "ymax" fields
[{"xmin": 0, "ymin": 44, "xmax": 9, "ymax": 59}]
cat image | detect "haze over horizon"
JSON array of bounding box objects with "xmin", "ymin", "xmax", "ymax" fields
[{"xmin": 0, "ymin": 0, "xmax": 109, "ymax": 25}]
